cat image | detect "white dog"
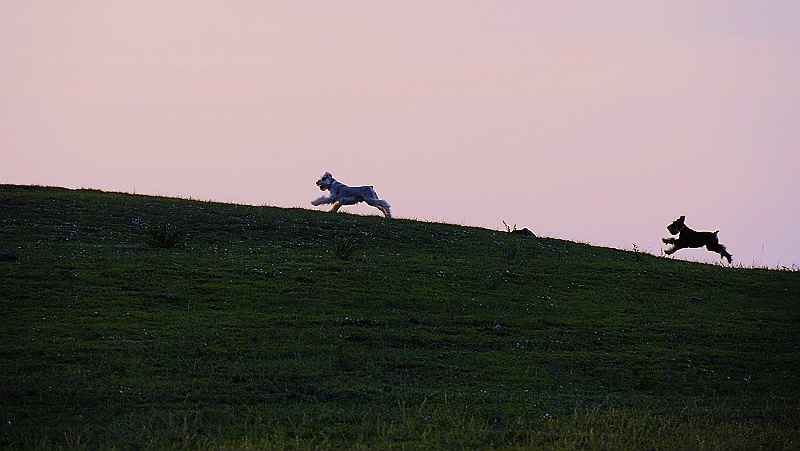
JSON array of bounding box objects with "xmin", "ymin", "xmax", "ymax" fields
[{"xmin": 311, "ymin": 172, "xmax": 391, "ymax": 218}]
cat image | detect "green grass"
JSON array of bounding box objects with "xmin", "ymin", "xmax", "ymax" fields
[{"xmin": 1, "ymin": 184, "xmax": 798, "ymax": 449}]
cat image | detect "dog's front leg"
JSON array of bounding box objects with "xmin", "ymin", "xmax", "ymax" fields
[
  {"xmin": 311, "ymin": 195, "xmax": 334, "ymax": 206},
  {"xmin": 330, "ymin": 201, "xmax": 341, "ymax": 213},
  {"xmin": 663, "ymin": 245, "xmax": 679, "ymax": 255},
  {"xmin": 663, "ymin": 237, "xmax": 683, "ymax": 255}
]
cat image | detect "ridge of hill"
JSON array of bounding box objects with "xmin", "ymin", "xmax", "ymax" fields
[{"xmin": 1, "ymin": 185, "xmax": 798, "ymax": 449}]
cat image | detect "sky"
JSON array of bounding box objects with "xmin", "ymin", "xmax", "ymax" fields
[{"xmin": 2, "ymin": 1, "xmax": 799, "ymax": 268}]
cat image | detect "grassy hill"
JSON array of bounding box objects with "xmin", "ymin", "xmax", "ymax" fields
[{"xmin": 1, "ymin": 184, "xmax": 798, "ymax": 450}]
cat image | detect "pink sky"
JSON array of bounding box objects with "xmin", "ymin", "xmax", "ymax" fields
[{"xmin": 2, "ymin": 2, "xmax": 799, "ymax": 268}]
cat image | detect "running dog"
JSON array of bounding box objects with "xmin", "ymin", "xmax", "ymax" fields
[
  {"xmin": 662, "ymin": 215, "xmax": 732, "ymax": 263},
  {"xmin": 311, "ymin": 172, "xmax": 391, "ymax": 218}
]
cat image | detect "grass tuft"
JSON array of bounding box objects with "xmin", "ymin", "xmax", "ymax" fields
[
  {"xmin": 332, "ymin": 235, "xmax": 358, "ymax": 260},
  {"xmin": 146, "ymin": 221, "xmax": 183, "ymax": 248}
]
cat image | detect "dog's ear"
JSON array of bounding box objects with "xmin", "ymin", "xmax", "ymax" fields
[{"xmin": 679, "ymin": 215, "xmax": 685, "ymax": 221}]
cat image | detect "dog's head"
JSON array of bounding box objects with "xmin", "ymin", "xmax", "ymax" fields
[
  {"xmin": 666, "ymin": 215, "xmax": 686, "ymax": 235},
  {"xmin": 316, "ymin": 172, "xmax": 335, "ymax": 191}
]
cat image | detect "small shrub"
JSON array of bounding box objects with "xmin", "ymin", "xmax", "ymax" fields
[
  {"xmin": 333, "ymin": 235, "xmax": 358, "ymax": 260},
  {"xmin": 146, "ymin": 221, "xmax": 183, "ymax": 248}
]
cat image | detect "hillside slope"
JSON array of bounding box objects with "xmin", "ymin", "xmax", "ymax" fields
[{"xmin": 1, "ymin": 185, "xmax": 798, "ymax": 449}]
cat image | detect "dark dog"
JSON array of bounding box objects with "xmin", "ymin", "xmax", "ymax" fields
[{"xmin": 662, "ymin": 216, "xmax": 732, "ymax": 263}]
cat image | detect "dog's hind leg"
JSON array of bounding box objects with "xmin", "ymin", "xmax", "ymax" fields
[
  {"xmin": 707, "ymin": 231, "xmax": 732, "ymax": 263},
  {"xmin": 707, "ymin": 243, "xmax": 732, "ymax": 263},
  {"xmin": 364, "ymin": 198, "xmax": 391, "ymax": 218}
]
